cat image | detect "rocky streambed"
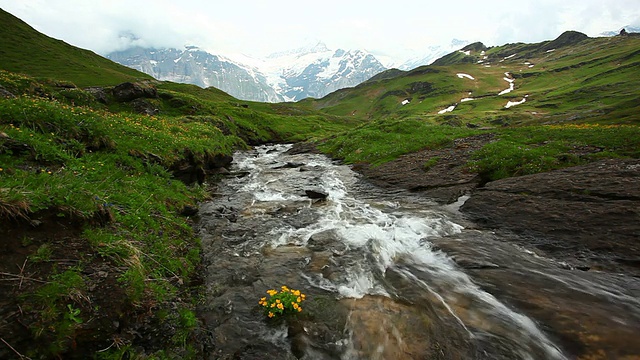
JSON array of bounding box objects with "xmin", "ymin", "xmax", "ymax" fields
[{"xmin": 196, "ymin": 144, "xmax": 640, "ymax": 359}]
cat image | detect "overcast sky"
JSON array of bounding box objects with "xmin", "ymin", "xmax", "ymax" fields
[{"xmin": 1, "ymin": 0, "xmax": 639, "ymax": 61}]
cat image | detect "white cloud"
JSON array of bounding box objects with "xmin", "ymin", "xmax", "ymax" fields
[{"xmin": 1, "ymin": 0, "xmax": 639, "ymax": 62}]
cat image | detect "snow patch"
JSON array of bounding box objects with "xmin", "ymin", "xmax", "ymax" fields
[
  {"xmin": 402, "ymin": 99, "xmax": 410, "ymax": 105},
  {"xmin": 149, "ymin": 60, "xmax": 157, "ymax": 65},
  {"xmin": 438, "ymin": 105, "xmax": 456, "ymax": 114},
  {"xmin": 505, "ymin": 95, "xmax": 528, "ymax": 108},
  {"xmin": 460, "ymin": 98, "xmax": 475, "ymax": 102},
  {"xmin": 546, "ymin": 49, "xmax": 556, "ymax": 53},
  {"xmin": 459, "ymin": 50, "xmax": 471, "ymax": 56},
  {"xmin": 457, "ymin": 73, "xmax": 475, "ymax": 80},
  {"xmin": 529, "ymin": 64, "xmax": 535, "ymax": 68},
  {"xmin": 504, "ymin": 53, "xmax": 517, "ymax": 60},
  {"xmin": 499, "ymin": 73, "xmax": 515, "ymax": 95}
]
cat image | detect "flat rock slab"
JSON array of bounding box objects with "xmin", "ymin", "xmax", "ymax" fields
[
  {"xmin": 461, "ymin": 159, "xmax": 640, "ymax": 276},
  {"xmin": 353, "ymin": 134, "xmax": 494, "ymax": 203}
]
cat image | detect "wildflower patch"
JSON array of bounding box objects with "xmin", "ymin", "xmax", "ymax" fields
[{"xmin": 259, "ymin": 286, "xmax": 306, "ymax": 319}]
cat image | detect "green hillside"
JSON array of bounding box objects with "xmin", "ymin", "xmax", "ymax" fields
[
  {"xmin": 1, "ymin": 7, "xmax": 639, "ymax": 359},
  {"xmin": 0, "ymin": 8, "xmax": 152, "ymax": 87},
  {"xmin": 305, "ymin": 31, "xmax": 640, "ymax": 127},
  {"xmin": 0, "ymin": 8, "xmax": 359, "ymax": 359}
]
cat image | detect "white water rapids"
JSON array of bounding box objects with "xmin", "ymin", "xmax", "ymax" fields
[{"xmin": 198, "ymin": 144, "xmax": 640, "ymax": 360}]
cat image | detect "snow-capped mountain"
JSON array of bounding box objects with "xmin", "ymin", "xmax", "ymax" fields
[
  {"xmin": 106, "ymin": 46, "xmax": 284, "ymax": 102},
  {"xmin": 600, "ymin": 26, "xmax": 640, "ymax": 37},
  {"xmin": 240, "ymin": 42, "xmax": 387, "ymax": 101},
  {"xmin": 107, "ymin": 43, "xmax": 387, "ymax": 102}
]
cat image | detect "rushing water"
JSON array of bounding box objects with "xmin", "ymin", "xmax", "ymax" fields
[{"xmin": 198, "ymin": 144, "xmax": 640, "ymax": 360}]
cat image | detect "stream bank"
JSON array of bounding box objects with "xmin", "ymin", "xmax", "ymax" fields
[{"xmin": 197, "ymin": 144, "xmax": 640, "ymax": 359}]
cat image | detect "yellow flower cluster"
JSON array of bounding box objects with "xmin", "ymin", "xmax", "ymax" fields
[{"xmin": 259, "ymin": 285, "xmax": 307, "ymax": 319}]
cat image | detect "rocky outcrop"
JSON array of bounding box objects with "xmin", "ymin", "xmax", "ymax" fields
[
  {"xmin": 0, "ymin": 85, "xmax": 16, "ymax": 98},
  {"xmin": 352, "ymin": 133, "xmax": 494, "ymax": 203},
  {"xmin": 84, "ymin": 86, "xmax": 109, "ymax": 104},
  {"xmin": 130, "ymin": 98, "xmax": 159, "ymax": 116},
  {"xmin": 169, "ymin": 151, "xmax": 233, "ymax": 185},
  {"xmin": 112, "ymin": 81, "xmax": 157, "ymax": 102},
  {"xmin": 342, "ymin": 134, "xmax": 640, "ymax": 276},
  {"xmin": 541, "ymin": 30, "xmax": 589, "ymax": 51},
  {"xmin": 461, "ymin": 159, "xmax": 640, "ymax": 275}
]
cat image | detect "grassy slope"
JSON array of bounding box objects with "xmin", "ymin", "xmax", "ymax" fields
[
  {"xmin": 313, "ymin": 32, "xmax": 640, "ymax": 180},
  {"xmin": 1, "ymin": 8, "xmax": 639, "ymax": 357},
  {"xmin": 0, "ymin": 8, "xmax": 359, "ymax": 359},
  {"xmin": 304, "ymin": 33, "xmax": 640, "ymax": 126},
  {"xmin": 0, "ymin": 8, "xmax": 152, "ymax": 87}
]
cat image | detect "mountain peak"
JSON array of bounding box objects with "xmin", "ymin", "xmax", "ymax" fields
[
  {"xmin": 267, "ymin": 41, "xmax": 331, "ymax": 58},
  {"xmin": 543, "ymin": 30, "xmax": 589, "ymax": 50}
]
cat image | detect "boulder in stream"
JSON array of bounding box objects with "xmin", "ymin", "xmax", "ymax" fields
[{"xmin": 305, "ymin": 189, "xmax": 329, "ymax": 200}]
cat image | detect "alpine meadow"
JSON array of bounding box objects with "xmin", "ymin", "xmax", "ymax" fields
[{"xmin": 1, "ymin": 6, "xmax": 639, "ymax": 360}]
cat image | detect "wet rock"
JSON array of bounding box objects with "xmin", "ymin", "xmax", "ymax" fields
[
  {"xmin": 299, "ymin": 165, "xmax": 322, "ymax": 172},
  {"xmin": 170, "ymin": 152, "xmax": 233, "ymax": 185},
  {"xmin": 286, "ymin": 142, "xmax": 320, "ymax": 155},
  {"xmin": 180, "ymin": 205, "xmax": 199, "ymax": 217},
  {"xmin": 305, "ymin": 189, "xmax": 328, "ymax": 200},
  {"xmin": 451, "ymin": 255, "xmax": 500, "ymax": 269},
  {"xmin": 307, "ymin": 230, "xmax": 339, "ymax": 251},
  {"xmin": 274, "ymin": 162, "xmax": 305, "ymax": 169},
  {"xmin": 461, "ymin": 159, "xmax": 640, "ymax": 276}
]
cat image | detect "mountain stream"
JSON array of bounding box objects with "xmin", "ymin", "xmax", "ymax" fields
[{"xmin": 197, "ymin": 144, "xmax": 640, "ymax": 360}]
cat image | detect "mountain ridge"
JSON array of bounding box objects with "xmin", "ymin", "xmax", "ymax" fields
[{"xmin": 107, "ymin": 44, "xmax": 388, "ymax": 102}]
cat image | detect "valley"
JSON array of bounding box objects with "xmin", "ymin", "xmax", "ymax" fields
[{"xmin": 1, "ymin": 6, "xmax": 639, "ymax": 360}]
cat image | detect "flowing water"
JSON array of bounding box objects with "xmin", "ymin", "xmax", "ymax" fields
[{"xmin": 197, "ymin": 144, "xmax": 640, "ymax": 360}]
